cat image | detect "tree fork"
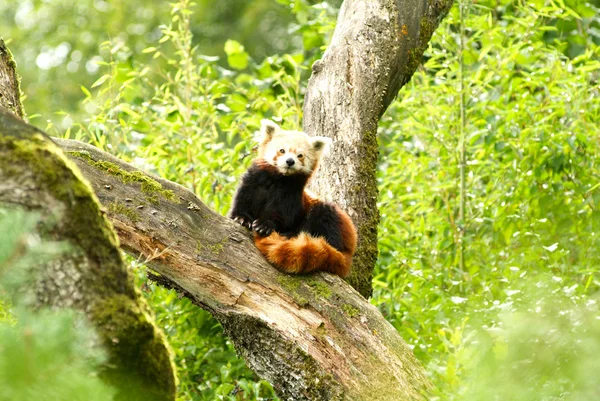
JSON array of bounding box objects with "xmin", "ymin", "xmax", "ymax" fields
[
  {"xmin": 54, "ymin": 137, "xmax": 431, "ymax": 400},
  {"xmin": 304, "ymin": 0, "xmax": 454, "ymax": 297}
]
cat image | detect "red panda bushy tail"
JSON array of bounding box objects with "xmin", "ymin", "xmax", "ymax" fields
[{"xmin": 254, "ymin": 232, "xmax": 352, "ymax": 278}]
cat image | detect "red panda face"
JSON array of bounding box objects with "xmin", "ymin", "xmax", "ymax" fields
[{"xmin": 256, "ymin": 120, "xmax": 331, "ymax": 176}]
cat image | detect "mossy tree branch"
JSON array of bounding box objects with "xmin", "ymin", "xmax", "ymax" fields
[
  {"xmin": 0, "ymin": 43, "xmax": 176, "ymax": 401},
  {"xmin": 55, "ymin": 137, "xmax": 431, "ymax": 401},
  {"xmin": 0, "ymin": 110, "xmax": 177, "ymax": 401},
  {"xmin": 304, "ymin": 0, "xmax": 454, "ymax": 297}
]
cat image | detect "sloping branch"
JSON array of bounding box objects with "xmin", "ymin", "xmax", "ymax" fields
[
  {"xmin": 55, "ymin": 137, "xmax": 430, "ymax": 401},
  {"xmin": 304, "ymin": 0, "xmax": 454, "ymax": 297}
]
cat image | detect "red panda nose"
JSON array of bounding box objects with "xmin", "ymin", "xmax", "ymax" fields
[{"xmin": 286, "ymin": 158, "xmax": 295, "ymax": 167}]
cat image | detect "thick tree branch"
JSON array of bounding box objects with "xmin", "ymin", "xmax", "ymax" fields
[
  {"xmin": 0, "ymin": 43, "xmax": 176, "ymax": 401},
  {"xmin": 0, "ymin": 110, "xmax": 176, "ymax": 401},
  {"xmin": 55, "ymin": 138, "xmax": 430, "ymax": 401},
  {"xmin": 304, "ymin": 0, "xmax": 454, "ymax": 297}
]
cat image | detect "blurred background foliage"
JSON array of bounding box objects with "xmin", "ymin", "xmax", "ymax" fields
[
  {"xmin": 1, "ymin": 0, "xmax": 600, "ymax": 400},
  {"xmin": 0, "ymin": 208, "xmax": 115, "ymax": 401}
]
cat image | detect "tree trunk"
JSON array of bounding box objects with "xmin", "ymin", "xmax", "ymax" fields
[
  {"xmin": 0, "ymin": 40, "xmax": 176, "ymax": 401},
  {"xmin": 55, "ymin": 137, "xmax": 431, "ymax": 401},
  {"xmin": 304, "ymin": 0, "xmax": 454, "ymax": 297}
]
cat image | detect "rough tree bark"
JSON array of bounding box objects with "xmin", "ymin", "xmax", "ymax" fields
[
  {"xmin": 54, "ymin": 137, "xmax": 430, "ymax": 401},
  {"xmin": 0, "ymin": 39, "xmax": 176, "ymax": 401},
  {"xmin": 0, "ymin": 40, "xmax": 24, "ymax": 118},
  {"xmin": 304, "ymin": 0, "xmax": 454, "ymax": 297}
]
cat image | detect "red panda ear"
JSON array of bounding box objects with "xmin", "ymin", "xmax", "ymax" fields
[
  {"xmin": 256, "ymin": 119, "xmax": 280, "ymax": 143},
  {"xmin": 311, "ymin": 136, "xmax": 332, "ymax": 155}
]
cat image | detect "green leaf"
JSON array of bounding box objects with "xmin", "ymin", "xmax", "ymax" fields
[
  {"xmin": 224, "ymin": 39, "xmax": 249, "ymax": 70},
  {"xmin": 91, "ymin": 74, "xmax": 110, "ymax": 88},
  {"xmin": 80, "ymin": 85, "xmax": 92, "ymax": 98}
]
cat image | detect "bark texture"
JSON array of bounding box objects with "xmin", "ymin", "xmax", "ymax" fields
[
  {"xmin": 0, "ymin": 40, "xmax": 24, "ymax": 119},
  {"xmin": 304, "ymin": 0, "xmax": 454, "ymax": 297},
  {"xmin": 0, "ymin": 45, "xmax": 176, "ymax": 401},
  {"xmin": 56, "ymin": 138, "xmax": 431, "ymax": 401}
]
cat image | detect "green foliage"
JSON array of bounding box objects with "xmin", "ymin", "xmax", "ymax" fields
[
  {"xmin": 0, "ymin": 308, "xmax": 115, "ymax": 401},
  {"xmin": 477, "ymin": 0, "xmax": 600, "ymax": 57},
  {"xmin": 374, "ymin": 0, "xmax": 600, "ymax": 398},
  {"xmin": 4, "ymin": 0, "xmax": 600, "ymax": 400},
  {"xmin": 1, "ymin": 0, "xmax": 301, "ymax": 123},
  {"xmin": 276, "ymin": 0, "xmax": 339, "ymax": 56},
  {"xmin": 58, "ymin": 0, "xmax": 313, "ymax": 218},
  {"xmin": 0, "ymin": 208, "xmax": 115, "ymax": 401},
  {"xmin": 225, "ymin": 40, "xmax": 250, "ymax": 70},
  {"xmin": 0, "ymin": 298, "xmax": 14, "ymax": 325},
  {"xmin": 457, "ymin": 281, "xmax": 600, "ymax": 401}
]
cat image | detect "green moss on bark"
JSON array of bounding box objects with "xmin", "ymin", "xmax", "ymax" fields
[
  {"xmin": 108, "ymin": 201, "xmax": 142, "ymax": 223},
  {"xmin": 307, "ymin": 278, "xmax": 332, "ymax": 299},
  {"xmin": 0, "ymin": 39, "xmax": 25, "ymax": 118},
  {"xmin": 91, "ymin": 295, "xmax": 177, "ymax": 401},
  {"xmin": 347, "ymin": 127, "xmax": 379, "ymax": 298},
  {"xmin": 341, "ymin": 303, "xmax": 359, "ymax": 318},
  {"xmin": 277, "ymin": 275, "xmax": 309, "ymax": 306},
  {"xmin": 0, "ymin": 132, "xmax": 123, "ymax": 268},
  {"xmin": 405, "ymin": 4, "xmax": 455, "ymax": 80},
  {"xmin": 196, "ymin": 236, "xmax": 228, "ymax": 257},
  {"xmin": 67, "ymin": 150, "xmax": 179, "ymax": 203}
]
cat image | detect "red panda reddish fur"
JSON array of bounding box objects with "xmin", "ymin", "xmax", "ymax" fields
[
  {"xmin": 229, "ymin": 120, "xmax": 357, "ymax": 277},
  {"xmin": 254, "ymin": 194, "xmax": 357, "ymax": 277}
]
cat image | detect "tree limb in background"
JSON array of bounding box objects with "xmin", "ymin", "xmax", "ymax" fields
[
  {"xmin": 304, "ymin": 0, "xmax": 454, "ymax": 297},
  {"xmin": 0, "ymin": 40, "xmax": 24, "ymax": 118},
  {"xmin": 55, "ymin": 137, "xmax": 431, "ymax": 401}
]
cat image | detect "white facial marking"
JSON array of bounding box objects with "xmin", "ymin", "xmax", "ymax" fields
[{"xmin": 256, "ymin": 128, "xmax": 328, "ymax": 175}]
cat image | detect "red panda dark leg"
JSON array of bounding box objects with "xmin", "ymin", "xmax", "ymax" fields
[{"xmin": 301, "ymin": 202, "xmax": 357, "ymax": 256}]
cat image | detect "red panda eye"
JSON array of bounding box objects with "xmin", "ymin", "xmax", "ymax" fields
[
  {"xmin": 279, "ymin": 149, "xmax": 285, "ymax": 154},
  {"xmin": 297, "ymin": 154, "xmax": 304, "ymax": 159}
]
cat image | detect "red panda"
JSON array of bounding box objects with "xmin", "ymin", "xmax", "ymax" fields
[{"xmin": 229, "ymin": 119, "xmax": 357, "ymax": 277}]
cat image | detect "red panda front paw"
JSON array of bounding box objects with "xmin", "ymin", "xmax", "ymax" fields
[
  {"xmin": 252, "ymin": 220, "xmax": 274, "ymax": 236},
  {"xmin": 232, "ymin": 216, "xmax": 253, "ymax": 230}
]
